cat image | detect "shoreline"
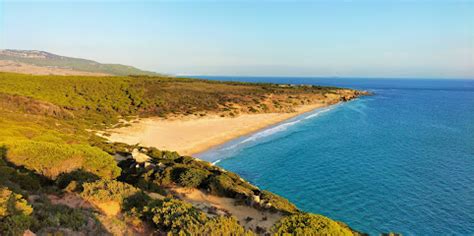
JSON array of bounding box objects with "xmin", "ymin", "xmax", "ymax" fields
[{"xmin": 103, "ymin": 102, "xmax": 339, "ymax": 156}]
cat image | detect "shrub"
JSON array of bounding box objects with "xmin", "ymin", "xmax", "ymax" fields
[
  {"xmin": 81, "ymin": 179, "xmax": 139, "ymax": 204},
  {"xmin": 31, "ymin": 202, "xmax": 87, "ymax": 231},
  {"xmin": 0, "ymin": 214, "xmax": 32, "ymax": 236},
  {"xmin": 56, "ymin": 169, "xmax": 100, "ymax": 192},
  {"xmin": 207, "ymin": 174, "xmax": 254, "ymax": 198},
  {"xmin": 200, "ymin": 216, "xmax": 254, "ymax": 236},
  {"xmin": 0, "ymin": 187, "xmax": 33, "ymax": 235},
  {"xmin": 176, "ymin": 167, "xmax": 210, "ymax": 188},
  {"xmin": 271, "ymin": 213, "xmax": 353, "ymax": 235},
  {"xmin": 5, "ymin": 141, "xmax": 120, "ymax": 179},
  {"xmin": 260, "ymin": 190, "xmax": 298, "ymax": 214},
  {"xmin": 144, "ymin": 198, "xmax": 208, "ymax": 234},
  {"xmin": 0, "ymin": 187, "xmax": 33, "ymax": 217},
  {"xmin": 0, "ymin": 160, "xmax": 41, "ymax": 192}
]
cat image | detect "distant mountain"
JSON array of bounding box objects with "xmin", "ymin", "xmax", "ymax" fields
[{"xmin": 0, "ymin": 49, "xmax": 159, "ymax": 76}]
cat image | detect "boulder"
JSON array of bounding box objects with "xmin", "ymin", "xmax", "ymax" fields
[{"xmin": 131, "ymin": 149, "xmax": 151, "ymax": 163}]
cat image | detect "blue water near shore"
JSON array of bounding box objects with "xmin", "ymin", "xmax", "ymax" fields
[{"xmin": 196, "ymin": 77, "xmax": 474, "ymax": 235}]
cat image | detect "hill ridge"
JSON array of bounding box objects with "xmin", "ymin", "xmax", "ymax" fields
[{"xmin": 0, "ymin": 49, "xmax": 159, "ymax": 76}]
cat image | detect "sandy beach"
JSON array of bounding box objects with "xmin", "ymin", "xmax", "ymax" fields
[{"xmin": 104, "ymin": 103, "xmax": 330, "ymax": 156}]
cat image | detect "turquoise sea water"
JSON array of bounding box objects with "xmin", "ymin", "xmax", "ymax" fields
[{"xmin": 196, "ymin": 77, "xmax": 474, "ymax": 235}]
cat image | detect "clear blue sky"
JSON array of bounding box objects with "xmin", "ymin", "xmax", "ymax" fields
[{"xmin": 1, "ymin": 0, "xmax": 473, "ymax": 78}]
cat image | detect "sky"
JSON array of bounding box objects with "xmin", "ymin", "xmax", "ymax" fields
[{"xmin": 0, "ymin": 0, "xmax": 473, "ymax": 78}]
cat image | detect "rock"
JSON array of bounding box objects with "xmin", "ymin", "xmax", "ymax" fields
[
  {"xmin": 131, "ymin": 149, "xmax": 151, "ymax": 163},
  {"xmin": 252, "ymin": 194, "xmax": 261, "ymax": 204}
]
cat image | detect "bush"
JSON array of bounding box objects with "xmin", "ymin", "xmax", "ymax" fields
[
  {"xmin": 0, "ymin": 187, "xmax": 33, "ymax": 236},
  {"xmin": 56, "ymin": 169, "xmax": 100, "ymax": 192},
  {"xmin": 0, "ymin": 187, "xmax": 33, "ymax": 217},
  {"xmin": 81, "ymin": 179, "xmax": 139, "ymax": 204},
  {"xmin": 176, "ymin": 167, "xmax": 210, "ymax": 188},
  {"xmin": 260, "ymin": 190, "xmax": 298, "ymax": 214},
  {"xmin": 207, "ymin": 174, "xmax": 254, "ymax": 198},
  {"xmin": 125, "ymin": 196, "xmax": 253, "ymax": 235},
  {"xmin": 271, "ymin": 213, "xmax": 353, "ymax": 235},
  {"xmin": 200, "ymin": 216, "xmax": 254, "ymax": 236},
  {"xmin": 5, "ymin": 141, "xmax": 120, "ymax": 180},
  {"xmin": 31, "ymin": 202, "xmax": 87, "ymax": 231},
  {"xmin": 144, "ymin": 198, "xmax": 208, "ymax": 234},
  {"xmin": 0, "ymin": 214, "xmax": 32, "ymax": 236}
]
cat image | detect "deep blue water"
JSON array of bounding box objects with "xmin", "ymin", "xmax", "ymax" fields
[{"xmin": 195, "ymin": 77, "xmax": 474, "ymax": 235}]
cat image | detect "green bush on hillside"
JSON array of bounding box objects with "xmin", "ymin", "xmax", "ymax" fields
[
  {"xmin": 260, "ymin": 190, "xmax": 298, "ymax": 214},
  {"xmin": 56, "ymin": 169, "xmax": 100, "ymax": 192},
  {"xmin": 200, "ymin": 216, "xmax": 254, "ymax": 236},
  {"xmin": 176, "ymin": 167, "xmax": 211, "ymax": 188},
  {"xmin": 30, "ymin": 198, "xmax": 88, "ymax": 232},
  {"xmin": 142, "ymin": 197, "xmax": 253, "ymax": 235},
  {"xmin": 206, "ymin": 174, "xmax": 254, "ymax": 198},
  {"xmin": 5, "ymin": 141, "xmax": 120, "ymax": 179},
  {"xmin": 0, "ymin": 148, "xmax": 42, "ymax": 192},
  {"xmin": 0, "ymin": 186, "xmax": 33, "ymax": 235},
  {"xmin": 81, "ymin": 179, "xmax": 139, "ymax": 204},
  {"xmin": 144, "ymin": 198, "xmax": 207, "ymax": 234},
  {"xmin": 271, "ymin": 213, "xmax": 353, "ymax": 236}
]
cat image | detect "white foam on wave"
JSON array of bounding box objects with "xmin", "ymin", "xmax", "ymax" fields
[
  {"xmin": 224, "ymin": 105, "xmax": 338, "ymax": 150},
  {"xmin": 303, "ymin": 106, "xmax": 335, "ymax": 120},
  {"xmin": 199, "ymin": 104, "xmax": 340, "ymax": 163},
  {"xmin": 240, "ymin": 119, "xmax": 302, "ymax": 144}
]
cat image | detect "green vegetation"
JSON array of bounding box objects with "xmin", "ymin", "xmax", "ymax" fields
[
  {"xmin": 260, "ymin": 190, "xmax": 298, "ymax": 214},
  {"xmin": 146, "ymin": 198, "xmax": 208, "ymax": 234},
  {"xmin": 118, "ymin": 146, "xmax": 299, "ymax": 214},
  {"xmin": 176, "ymin": 167, "xmax": 211, "ymax": 188},
  {"xmin": 81, "ymin": 179, "xmax": 138, "ymax": 204},
  {"xmin": 0, "ymin": 187, "xmax": 33, "ymax": 236},
  {"xmin": 29, "ymin": 196, "xmax": 94, "ymax": 233},
  {"xmin": 271, "ymin": 213, "xmax": 354, "ymax": 235},
  {"xmin": 6, "ymin": 141, "xmax": 120, "ymax": 179},
  {"xmin": 0, "ymin": 72, "xmax": 345, "ymax": 125},
  {"xmin": 125, "ymin": 196, "xmax": 253, "ymax": 235}
]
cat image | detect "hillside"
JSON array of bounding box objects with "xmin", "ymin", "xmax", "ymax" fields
[
  {"xmin": 0, "ymin": 72, "xmax": 366, "ymax": 235},
  {"xmin": 0, "ymin": 49, "xmax": 159, "ymax": 76}
]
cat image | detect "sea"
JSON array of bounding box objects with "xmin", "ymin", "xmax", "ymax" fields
[{"xmin": 194, "ymin": 76, "xmax": 474, "ymax": 235}]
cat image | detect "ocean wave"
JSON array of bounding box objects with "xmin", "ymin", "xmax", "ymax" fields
[
  {"xmin": 221, "ymin": 105, "xmax": 338, "ymax": 152},
  {"xmin": 304, "ymin": 106, "xmax": 336, "ymax": 120},
  {"xmin": 199, "ymin": 104, "xmax": 340, "ymax": 163},
  {"xmin": 240, "ymin": 119, "xmax": 302, "ymax": 144}
]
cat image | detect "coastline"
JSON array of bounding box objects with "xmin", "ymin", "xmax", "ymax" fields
[{"xmin": 104, "ymin": 102, "xmax": 337, "ymax": 156}]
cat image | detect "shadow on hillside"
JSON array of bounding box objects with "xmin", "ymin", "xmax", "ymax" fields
[{"xmin": 0, "ymin": 145, "xmax": 113, "ymax": 235}]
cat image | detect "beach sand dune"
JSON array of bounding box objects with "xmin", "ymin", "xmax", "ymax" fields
[{"xmin": 105, "ymin": 103, "xmax": 327, "ymax": 156}]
